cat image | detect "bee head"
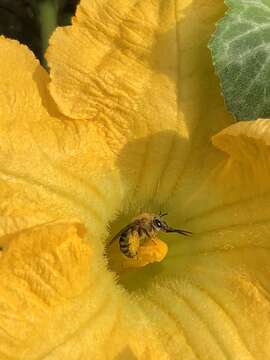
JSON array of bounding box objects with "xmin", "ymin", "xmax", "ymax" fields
[
  {"xmin": 153, "ymin": 213, "xmax": 192, "ymax": 236},
  {"xmin": 152, "ymin": 214, "xmax": 169, "ymax": 232}
]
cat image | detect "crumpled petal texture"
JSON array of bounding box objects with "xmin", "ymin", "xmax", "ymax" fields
[
  {"xmin": 0, "ymin": 221, "xmax": 165, "ymax": 360},
  {"xmin": 0, "ymin": 220, "xmax": 91, "ymax": 357},
  {"xmin": 0, "ymin": 38, "xmax": 123, "ymax": 239},
  {"xmin": 0, "ymin": 0, "xmax": 269, "ymax": 359},
  {"xmin": 47, "ymin": 0, "xmax": 233, "ymax": 204}
]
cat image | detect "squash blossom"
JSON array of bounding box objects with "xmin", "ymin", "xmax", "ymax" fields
[{"xmin": 0, "ymin": 0, "xmax": 269, "ymax": 359}]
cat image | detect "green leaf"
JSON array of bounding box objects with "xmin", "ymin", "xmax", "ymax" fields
[{"xmin": 209, "ymin": 0, "xmax": 270, "ymax": 120}]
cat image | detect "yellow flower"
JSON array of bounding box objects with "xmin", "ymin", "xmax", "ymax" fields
[{"xmin": 0, "ymin": 0, "xmax": 269, "ymax": 359}]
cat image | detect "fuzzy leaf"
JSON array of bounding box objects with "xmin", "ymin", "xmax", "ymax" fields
[{"xmin": 209, "ymin": 0, "xmax": 270, "ymax": 120}]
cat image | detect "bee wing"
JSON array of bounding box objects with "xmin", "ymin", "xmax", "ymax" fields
[{"xmin": 107, "ymin": 220, "xmax": 140, "ymax": 246}]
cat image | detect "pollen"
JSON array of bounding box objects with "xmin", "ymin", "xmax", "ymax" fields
[
  {"xmin": 122, "ymin": 237, "xmax": 168, "ymax": 269},
  {"xmin": 126, "ymin": 231, "xmax": 140, "ymax": 257},
  {"xmin": 107, "ymin": 236, "xmax": 168, "ymax": 275}
]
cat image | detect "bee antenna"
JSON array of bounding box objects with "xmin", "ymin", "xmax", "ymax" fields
[{"xmin": 159, "ymin": 212, "xmax": 168, "ymax": 217}]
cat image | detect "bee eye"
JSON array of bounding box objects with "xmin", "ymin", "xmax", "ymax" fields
[{"xmin": 154, "ymin": 219, "xmax": 162, "ymax": 228}]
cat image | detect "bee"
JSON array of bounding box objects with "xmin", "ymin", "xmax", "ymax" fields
[{"xmin": 108, "ymin": 212, "xmax": 192, "ymax": 258}]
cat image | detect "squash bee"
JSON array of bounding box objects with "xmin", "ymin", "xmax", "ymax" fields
[{"xmin": 108, "ymin": 212, "xmax": 191, "ymax": 258}]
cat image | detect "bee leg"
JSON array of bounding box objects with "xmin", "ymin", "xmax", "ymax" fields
[
  {"xmin": 142, "ymin": 228, "xmax": 151, "ymax": 238},
  {"xmin": 138, "ymin": 227, "xmax": 143, "ymax": 237},
  {"xmin": 142, "ymin": 228, "xmax": 158, "ymax": 244}
]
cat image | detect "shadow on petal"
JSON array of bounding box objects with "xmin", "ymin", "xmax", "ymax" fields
[
  {"xmin": 116, "ymin": 130, "xmax": 189, "ymax": 207},
  {"xmin": 114, "ymin": 346, "xmax": 138, "ymax": 360}
]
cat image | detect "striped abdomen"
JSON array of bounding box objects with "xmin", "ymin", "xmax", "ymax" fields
[{"xmin": 119, "ymin": 230, "xmax": 140, "ymax": 258}]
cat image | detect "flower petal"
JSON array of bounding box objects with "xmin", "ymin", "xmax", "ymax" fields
[
  {"xmin": 1, "ymin": 2, "xmax": 269, "ymax": 359},
  {"xmin": 147, "ymin": 119, "xmax": 270, "ymax": 358},
  {"xmin": 0, "ymin": 37, "xmax": 172, "ymax": 358},
  {"xmin": 0, "ymin": 219, "xmax": 176, "ymax": 359},
  {"xmin": 0, "ymin": 37, "xmax": 124, "ymax": 239},
  {"xmin": 118, "ymin": 119, "xmax": 270, "ymax": 358},
  {"xmin": 0, "ymin": 220, "xmax": 91, "ymax": 358},
  {"xmin": 47, "ymin": 0, "xmax": 234, "ymax": 204}
]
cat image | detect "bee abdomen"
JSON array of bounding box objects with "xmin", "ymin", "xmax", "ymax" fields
[{"xmin": 119, "ymin": 234, "xmax": 136, "ymax": 258}]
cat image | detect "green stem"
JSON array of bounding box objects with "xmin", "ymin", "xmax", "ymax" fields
[{"xmin": 37, "ymin": 0, "xmax": 58, "ymax": 67}]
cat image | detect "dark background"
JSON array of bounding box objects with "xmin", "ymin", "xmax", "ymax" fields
[{"xmin": 0, "ymin": 0, "xmax": 79, "ymax": 62}]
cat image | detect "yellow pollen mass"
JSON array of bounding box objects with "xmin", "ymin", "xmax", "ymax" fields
[
  {"xmin": 107, "ymin": 235, "xmax": 168, "ymax": 274},
  {"xmin": 123, "ymin": 237, "xmax": 168, "ymax": 269}
]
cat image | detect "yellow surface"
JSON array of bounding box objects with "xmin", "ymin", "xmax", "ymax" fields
[{"xmin": 0, "ymin": 0, "xmax": 269, "ymax": 358}]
